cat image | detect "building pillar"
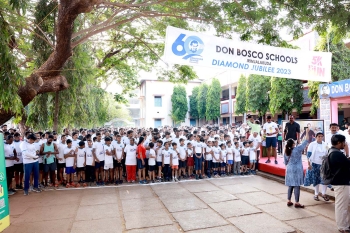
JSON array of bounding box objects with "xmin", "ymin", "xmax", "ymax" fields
[
  {"xmin": 229, "ymin": 84, "xmax": 232, "ymax": 126},
  {"xmin": 331, "ymin": 100, "xmax": 338, "ymax": 124},
  {"xmin": 319, "ymin": 98, "xmax": 331, "ymax": 141}
]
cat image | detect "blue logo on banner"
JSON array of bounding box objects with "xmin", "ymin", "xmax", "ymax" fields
[{"xmin": 171, "ymin": 34, "xmax": 204, "ymax": 61}]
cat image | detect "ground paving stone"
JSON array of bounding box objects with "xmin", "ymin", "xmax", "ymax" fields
[
  {"xmin": 126, "ymin": 225, "xmax": 181, "ymax": 233},
  {"xmin": 153, "ymin": 187, "xmax": 193, "ymax": 199},
  {"xmin": 307, "ymin": 203, "xmax": 336, "ymax": 220},
  {"xmin": 286, "ymin": 215, "xmax": 337, "ymax": 233},
  {"xmin": 228, "ymin": 213, "xmax": 295, "ymax": 233},
  {"xmin": 194, "ymin": 190, "xmax": 238, "ymax": 204},
  {"xmin": 121, "ymin": 197, "xmax": 164, "ymax": 212},
  {"xmin": 71, "ymin": 217, "xmax": 122, "ymax": 233},
  {"xmin": 257, "ymin": 201, "xmax": 318, "ymax": 221},
  {"xmin": 235, "ymin": 191, "xmax": 282, "ymax": 206},
  {"xmin": 209, "ymin": 200, "xmax": 261, "ymax": 218},
  {"xmin": 172, "ymin": 208, "xmax": 228, "ymax": 231},
  {"xmin": 187, "ymin": 225, "xmax": 241, "ymax": 233},
  {"xmin": 275, "ymin": 190, "xmax": 335, "ymax": 206},
  {"xmin": 75, "ymin": 203, "xmax": 119, "ymax": 221},
  {"xmin": 80, "ymin": 193, "xmax": 118, "ymax": 206},
  {"xmin": 119, "ymin": 186, "xmax": 154, "ymax": 199},
  {"xmin": 181, "ymin": 182, "xmax": 221, "ymax": 193},
  {"xmin": 159, "ymin": 196, "xmax": 208, "ymax": 212},
  {"xmin": 249, "ymin": 181, "xmax": 287, "ymax": 195},
  {"xmin": 207, "ymin": 177, "xmax": 243, "ymax": 186},
  {"xmin": 4, "ymin": 218, "xmax": 74, "ymax": 233},
  {"xmin": 124, "ymin": 208, "xmax": 173, "ymax": 230},
  {"xmin": 219, "ymin": 184, "xmax": 260, "ymax": 194}
]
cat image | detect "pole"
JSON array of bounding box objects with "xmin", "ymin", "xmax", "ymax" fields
[
  {"xmin": 0, "ymin": 133, "xmax": 10, "ymax": 231},
  {"xmin": 229, "ymin": 84, "xmax": 232, "ymax": 126}
]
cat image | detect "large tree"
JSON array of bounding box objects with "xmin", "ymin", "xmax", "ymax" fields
[
  {"xmin": 206, "ymin": 78, "xmax": 221, "ymax": 121},
  {"xmin": 189, "ymin": 86, "xmax": 200, "ymax": 119},
  {"xmin": 246, "ymin": 75, "xmax": 271, "ymax": 117},
  {"xmin": 269, "ymin": 77, "xmax": 303, "ymax": 116},
  {"xmin": 197, "ymin": 83, "xmax": 209, "ymax": 120},
  {"xmin": 235, "ymin": 75, "xmax": 247, "ymax": 115},
  {"xmin": 170, "ymin": 85, "xmax": 188, "ymax": 125}
]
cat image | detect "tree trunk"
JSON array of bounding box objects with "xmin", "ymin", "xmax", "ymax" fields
[
  {"xmin": 0, "ymin": 0, "xmax": 102, "ymax": 125},
  {"xmin": 53, "ymin": 92, "xmax": 60, "ymax": 132}
]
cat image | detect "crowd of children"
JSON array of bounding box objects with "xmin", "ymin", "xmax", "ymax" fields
[{"xmin": 1, "ymin": 124, "xmax": 263, "ymax": 196}]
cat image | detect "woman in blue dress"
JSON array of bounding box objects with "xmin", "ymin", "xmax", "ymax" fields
[
  {"xmin": 304, "ymin": 132, "xmax": 329, "ymax": 201},
  {"xmin": 284, "ymin": 128, "xmax": 309, "ymax": 208}
]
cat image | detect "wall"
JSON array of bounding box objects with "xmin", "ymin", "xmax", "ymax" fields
[{"xmin": 140, "ymin": 80, "xmax": 201, "ymax": 127}]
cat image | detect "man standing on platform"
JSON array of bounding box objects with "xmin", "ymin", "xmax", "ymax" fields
[
  {"xmin": 263, "ymin": 116, "xmax": 279, "ymax": 164},
  {"xmin": 283, "ymin": 115, "xmax": 300, "ymax": 144}
]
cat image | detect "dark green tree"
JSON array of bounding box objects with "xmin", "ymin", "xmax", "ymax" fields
[
  {"xmin": 206, "ymin": 78, "xmax": 221, "ymax": 121},
  {"xmin": 235, "ymin": 75, "xmax": 247, "ymax": 115},
  {"xmin": 246, "ymin": 75, "xmax": 271, "ymax": 117},
  {"xmin": 189, "ymin": 86, "xmax": 200, "ymax": 119},
  {"xmin": 269, "ymin": 77, "xmax": 303, "ymax": 116},
  {"xmin": 170, "ymin": 85, "xmax": 188, "ymax": 125},
  {"xmin": 197, "ymin": 83, "xmax": 209, "ymax": 120}
]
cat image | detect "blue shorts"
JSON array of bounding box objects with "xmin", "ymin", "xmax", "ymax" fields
[
  {"xmin": 95, "ymin": 161, "xmax": 105, "ymax": 169},
  {"xmin": 266, "ymin": 137, "xmax": 277, "ymax": 148},
  {"xmin": 227, "ymin": 160, "xmax": 233, "ymax": 165},
  {"xmin": 212, "ymin": 162, "xmax": 218, "ymax": 168},
  {"xmin": 250, "ymin": 160, "xmax": 257, "ymax": 164},
  {"xmin": 137, "ymin": 158, "xmax": 145, "ymax": 169},
  {"xmin": 149, "ymin": 165, "xmax": 155, "ymax": 172},
  {"xmin": 195, "ymin": 156, "xmax": 202, "ymax": 170},
  {"xmin": 241, "ymin": 156, "xmax": 249, "ymax": 165},
  {"xmin": 221, "ymin": 162, "xmax": 226, "ymax": 167},
  {"xmin": 179, "ymin": 160, "xmax": 187, "ymax": 168},
  {"xmin": 66, "ymin": 166, "xmax": 76, "ymax": 174},
  {"xmin": 157, "ymin": 161, "xmax": 162, "ymax": 167}
]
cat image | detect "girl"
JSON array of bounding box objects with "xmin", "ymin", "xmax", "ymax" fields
[
  {"xmin": 226, "ymin": 141, "xmax": 234, "ymax": 175},
  {"xmin": 186, "ymin": 142, "xmax": 194, "ymax": 178},
  {"xmin": 170, "ymin": 143, "xmax": 179, "ymax": 182},
  {"xmin": 240, "ymin": 142, "xmax": 250, "ymax": 175},
  {"xmin": 148, "ymin": 142, "xmax": 156, "ymax": 183},
  {"xmin": 178, "ymin": 138, "xmax": 187, "ymax": 180},
  {"xmin": 205, "ymin": 140, "xmax": 213, "ymax": 178},
  {"xmin": 219, "ymin": 144, "xmax": 227, "ymax": 176},
  {"xmin": 194, "ymin": 135, "xmax": 204, "ymax": 180},
  {"xmin": 155, "ymin": 140, "xmax": 163, "ymax": 182},
  {"xmin": 162, "ymin": 142, "xmax": 172, "ymax": 182},
  {"xmin": 212, "ymin": 140, "xmax": 220, "ymax": 178}
]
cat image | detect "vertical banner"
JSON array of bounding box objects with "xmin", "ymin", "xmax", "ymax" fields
[
  {"xmin": 164, "ymin": 26, "xmax": 332, "ymax": 82},
  {"xmin": 0, "ymin": 134, "xmax": 10, "ymax": 232}
]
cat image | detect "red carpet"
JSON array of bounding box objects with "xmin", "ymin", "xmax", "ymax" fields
[{"xmin": 258, "ymin": 157, "xmax": 308, "ymax": 177}]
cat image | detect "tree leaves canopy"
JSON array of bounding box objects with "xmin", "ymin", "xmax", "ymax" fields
[
  {"xmin": 235, "ymin": 75, "xmax": 247, "ymax": 115},
  {"xmin": 206, "ymin": 78, "xmax": 221, "ymax": 121},
  {"xmin": 197, "ymin": 83, "xmax": 209, "ymax": 120},
  {"xmin": 189, "ymin": 86, "xmax": 200, "ymax": 119},
  {"xmin": 246, "ymin": 75, "xmax": 271, "ymax": 116},
  {"xmin": 171, "ymin": 85, "xmax": 188, "ymax": 124}
]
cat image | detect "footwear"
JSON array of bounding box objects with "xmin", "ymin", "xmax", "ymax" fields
[
  {"xmin": 33, "ymin": 188, "xmax": 41, "ymax": 193},
  {"xmin": 152, "ymin": 180, "xmax": 155, "ymax": 183},
  {"xmin": 195, "ymin": 174, "xmax": 199, "ymax": 180},
  {"xmin": 19, "ymin": 185, "xmax": 24, "ymax": 189},
  {"xmin": 339, "ymin": 229, "xmax": 350, "ymax": 232},
  {"xmin": 275, "ymin": 160, "xmax": 278, "ymax": 164},
  {"xmin": 82, "ymin": 183, "xmax": 87, "ymax": 187},
  {"xmin": 322, "ymin": 195, "xmax": 330, "ymax": 201},
  {"xmin": 287, "ymin": 201, "xmax": 293, "ymax": 206},
  {"xmin": 265, "ymin": 160, "xmax": 271, "ymax": 163},
  {"xmin": 29, "ymin": 185, "xmax": 33, "ymax": 192},
  {"xmin": 199, "ymin": 175, "xmax": 203, "ymax": 179},
  {"xmin": 15, "ymin": 184, "xmax": 21, "ymax": 190},
  {"xmin": 175, "ymin": 177, "xmax": 179, "ymax": 182},
  {"xmin": 8, "ymin": 190, "xmax": 15, "ymax": 196},
  {"xmin": 23, "ymin": 190, "xmax": 29, "ymax": 196},
  {"xmin": 10, "ymin": 188, "xmax": 16, "ymax": 193},
  {"xmin": 314, "ymin": 195, "xmax": 319, "ymax": 201},
  {"xmin": 294, "ymin": 203, "xmax": 305, "ymax": 208},
  {"xmin": 119, "ymin": 180, "xmax": 123, "ymax": 184}
]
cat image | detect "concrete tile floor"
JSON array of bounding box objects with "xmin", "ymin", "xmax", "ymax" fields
[{"xmin": 3, "ymin": 175, "xmax": 338, "ymax": 233}]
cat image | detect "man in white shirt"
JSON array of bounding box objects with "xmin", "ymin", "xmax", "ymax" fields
[
  {"xmin": 326, "ymin": 123, "xmax": 349, "ymax": 156},
  {"xmin": 263, "ymin": 116, "xmax": 279, "ymax": 164}
]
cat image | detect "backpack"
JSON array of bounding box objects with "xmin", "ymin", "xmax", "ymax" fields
[{"xmin": 320, "ymin": 148, "xmax": 339, "ymax": 185}]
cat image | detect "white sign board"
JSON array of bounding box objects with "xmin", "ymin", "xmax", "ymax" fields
[{"xmin": 164, "ymin": 26, "xmax": 332, "ymax": 82}]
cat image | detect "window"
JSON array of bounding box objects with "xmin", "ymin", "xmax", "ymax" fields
[
  {"xmin": 154, "ymin": 119, "xmax": 162, "ymax": 128},
  {"xmin": 221, "ymin": 103, "xmax": 229, "ymax": 114},
  {"xmin": 154, "ymin": 96, "xmax": 162, "ymax": 107},
  {"xmin": 222, "ymin": 89, "xmax": 229, "ymax": 100},
  {"xmin": 190, "ymin": 119, "xmax": 196, "ymax": 126}
]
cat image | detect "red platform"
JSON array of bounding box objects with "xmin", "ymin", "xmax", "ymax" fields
[{"xmin": 258, "ymin": 156, "xmax": 308, "ymax": 177}]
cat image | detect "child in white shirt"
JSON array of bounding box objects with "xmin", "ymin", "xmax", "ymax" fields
[
  {"xmin": 226, "ymin": 141, "xmax": 234, "ymax": 175},
  {"xmin": 170, "ymin": 143, "xmax": 179, "ymax": 182},
  {"xmin": 249, "ymin": 141, "xmax": 257, "ymax": 175},
  {"xmin": 205, "ymin": 140, "xmax": 213, "ymax": 178},
  {"xmin": 219, "ymin": 144, "xmax": 227, "ymax": 176},
  {"xmin": 186, "ymin": 142, "xmax": 194, "ymax": 178},
  {"xmin": 212, "ymin": 140, "xmax": 221, "ymax": 178},
  {"xmin": 240, "ymin": 142, "xmax": 250, "ymax": 175},
  {"xmin": 233, "ymin": 142, "xmax": 241, "ymax": 175},
  {"xmin": 155, "ymin": 140, "xmax": 163, "ymax": 181},
  {"xmin": 148, "ymin": 142, "xmax": 156, "ymax": 183}
]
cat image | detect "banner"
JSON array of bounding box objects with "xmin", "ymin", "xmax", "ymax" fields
[
  {"xmin": 319, "ymin": 79, "xmax": 350, "ymax": 99},
  {"xmin": 164, "ymin": 26, "xmax": 332, "ymax": 82},
  {"xmin": 0, "ymin": 134, "xmax": 10, "ymax": 232}
]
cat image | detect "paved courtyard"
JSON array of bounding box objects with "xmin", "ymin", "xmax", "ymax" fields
[{"xmin": 3, "ymin": 175, "xmax": 337, "ymax": 233}]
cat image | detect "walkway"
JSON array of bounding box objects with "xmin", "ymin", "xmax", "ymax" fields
[{"xmin": 3, "ymin": 175, "xmax": 337, "ymax": 233}]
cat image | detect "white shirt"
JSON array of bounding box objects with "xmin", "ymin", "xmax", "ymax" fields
[
  {"xmin": 242, "ymin": 147, "xmax": 249, "ymax": 156},
  {"xmin": 263, "ymin": 122, "xmax": 278, "ymax": 137},
  {"xmin": 86, "ymin": 147, "xmax": 94, "ymax": 166},
  {"xmin": 64, "ymin": 146, "xmax": 75, "ymax": 167},
  {"xmin": 212, "ymin": 146, "xmax": 220, "ymax": 162},
  {"xmin": 93, "ymin": 141, "xmax": 105, "ymax": 161},
  {"xmin": 162, "ymin": 149, "xmax": 171, "ymax": 164},
  {"xmin": 104, "ymin": 144, "xmax": 114, "ymax": 164},
  {"xmin": 124, "ymin": 144, "xmax": 137, "ymax": 165},
  {"xmin": 234, "ymin": 147, "xmax": 241, "ymax": 162},
  {"xmin": 308, "ymin": 141, "xmax": 327, "ymax": 165},
  {"xmin": 156, "ymin": 146, "xmax": 163, "ymax": 162},
  {"xmin": 171, "ymin": 149, "xmax": 179, "ymax": 165},
  {"xmin": 76, "ymin": 148, "xmax": 86, "ymax": 168},
  {"xmin": 34, "ymin": 141, "xmax": 42, "ymax": 163},
  {"xmin": 194, "ymin": 141, "xmax": 203, "ymax": 154},
  {"xmin": 248, "ymin": 135, "xmax": 262, "ymax": 150},
  {"xmin": 220, "ymin": 149, "xmax": 227, "ymax": 163},
  {"xmin": 4, "ymin": 143, "xmax": 15, "ymax": 167},
  {"xmin": 206, "ymin": 146, "xmax": 213, "ymax": 160},
  {"xmin": 249, "ymin": 147, "xmax": 256, "ymax": 160},
  {"xmin": 149, "ymin": 149, "xmax": 156, "ymax": 166},
  {"xmin": 226, "ymin": 147, "xmax": 234, "ymax": 161},
  {"xmin": 20, "ymin": 142, "xmax": 38, "ymax": 164},
  {"xmin": 57, "ymin": 142, "xmax": 67, "ymax": 164},
  {"xmin": 113, "ymin": 141, "xmax": 124, "ymax": 160},
  {"xmin": 13, "ymin": 141, "xmax": 23, "ymax": 164}
]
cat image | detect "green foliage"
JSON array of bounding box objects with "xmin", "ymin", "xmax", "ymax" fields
[
  {"xmin": 197, "ymin": 83, "xmax": 209, "ymax": 120},
  {"xmin": 246, "ymin": 75, "xmax": 271, "ymax": 116},
  {"xmin": 206, "ymin": 78, "xmax": 221, "ymax": 120},
  {"xmin": 189, "ymin": 86, "xmax": 200, "ymax": 118},
  {"xmin": 171, "ymin": 85, "xmax": 188, "ymax": 124},
  {"xmin": 269, "ymin": 77, "xmax": 303, "ymax": 115},
  {"xmin": 235, "ymin": 75, "xmax": 247, "ymax": 115},
  {"xmin": 308, "ymin": 31, "xmax": 350, "ymax": 115}
]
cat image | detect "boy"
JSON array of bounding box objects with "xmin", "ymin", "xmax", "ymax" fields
[
  {"xmin": 148, "ymin": 142, "xmax": 156, "ymax": 183},
  {"xmin": 64, "ymin": 139, "xmax": 76, "ymax": 187},
  {"xmin": 57, "ymin": 135, "xmax": 67, "ymax": 186},
  {"xmin": 13, "ymin": 133, "xmax": 24, "ymax": 190},
  {"xmin": 212, "ymin": 140, "xmax": 220, "ymax": 178},
  {"xmin": 249, "ymin": 141, "xmax": 257, "ymax": 175},
  {"xmin": 104, "ymin": 137, "xmax": 115, "ymax": 184},
  {"xmin": 194, "ymin": 135, "xmax": 203, "ymax": 180},
  {"xmin": 155, "ymin": 140, "xmax": 163, "ymax": 182},
  {"xmin": 219, "ymin": 143, "xmax": 227, "ymax": 176},
  {"xmin": 205, "ymin": 140, "xmax": 213, "ymax": 178},
  {"xmin": 233, "ymin": 142, "xmax": 241, "ymax": 175},
  {"xmin": 113, "ymin": 134, "xmax": 124, "ymax": 185},
  {"xmin": 178, "ymin": 138, "xmax": 187, "ymax": 180},
  {"xmin": 170, "ymin": 142, "xmax": 179, "ymax": 182},
  {"xmin": 161, "ymin": 142, "xmax": 171, "ymax": 182},
  {"xmin": 85, "ymin": 140, "xmax": 95, "ymax": 186},
  {"xmin": 240, "ymin": 142, "xmax": 250, "ymax": 175},
  {"xmin": 186, "ymin": 142, "xmax": 194, "ymax": 179},
  {"xmin": 226, "ymin": 141, "xmax": 234, "ymax": 175},
  {"xmin": 75, "ymin": 141, "xmax": 86, "ymax": 187},
  {"xmin": 93, "ymin": 133, "xmax": 104, "ymax": 185}
]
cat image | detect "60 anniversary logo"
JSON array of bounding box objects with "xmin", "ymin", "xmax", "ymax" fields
[{"xmin": 171, "ymin": 33, "xmax": 204, "ymax": 62}]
